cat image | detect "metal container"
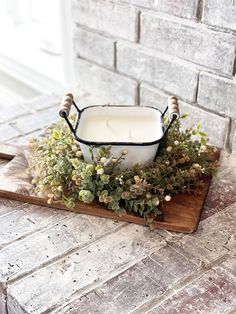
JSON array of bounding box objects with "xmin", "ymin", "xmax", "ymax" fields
[{"xmin": 59, "ymin": 93, "xmax": 180, "ymax": 168}]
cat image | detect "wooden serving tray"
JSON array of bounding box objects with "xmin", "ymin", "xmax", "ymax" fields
[{"xmin": 0, "ymin": 144, "xmax": 220, "ymax": 233}]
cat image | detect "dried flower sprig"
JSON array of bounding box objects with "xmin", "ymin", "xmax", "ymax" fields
[{"xmin": 28, "ymin": 114, "xmax": 218, "ymax": 225}]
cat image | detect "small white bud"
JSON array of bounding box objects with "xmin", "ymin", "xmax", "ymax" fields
[
  {"xmin": 47, "ymin": 198, "xmax": 53, "ymax": 204},
  {"xmin": 76, "ymin": 151, "xmax": 82, "ymax": 158},
  {"xmin": 174, "ymin": 140, "xmax": 179, "ymax": 146},
  {"xmin": 100, "ymin": 157, "xmax": 107, "ymax": 163},
  {"xmin": 165, "ymin": 195, "xmax": 171, "ymax": 202},
  {"xmin": 97, "ymin": 168, "xmax": 104, "ymax": 175},
  {"xmin": 166, "ymin": 146, "xmax": 172, "ymax": 152},
  {"xmin": 72, "ymin": 145, "xmax": 78, "ymax": 152}
]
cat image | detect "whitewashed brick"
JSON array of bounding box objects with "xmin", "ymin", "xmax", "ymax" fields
[
  {"xmin": 141, "ymin": 13, "xmax": 236, "ymax": 75},
  {"xmin": 23, "ymin": 94, "xmax": 60, "ymax": 111},
  {"xmin": 12, "ymin": 107, "xmax": 59, "ymax": 134},
  {"xmin": 179, "ymin": 103, "xmax": 228, "ymax": 148},
  {"xmin": 0, "ymin": 215, "xmax": 123, "ymax": 283},
  {"xmin": 74, "ymin": 28, "xmax": 114, "ymax": 69},
  {"xmin": 73, "ymin": 0, "xmax": 137, "ymax": 41},
  {"xmin": 140, "ymin": 83, "xmax": 169, "ymax": 110},
  {"xmin": 118, "ymin": 0, "xmax": 198, "ymax": 19},
  {"xmin": 151, "ymin": 268, "xmax": 236, "ymax": 314},
  {"xmin": 198, "ymin": 72, "xmax": 236, "ymax": 120},
  {"xmin": 0, "ymin": 124, "xmax": 21, "ymax": 142},
  {"xmin": 0, "ymin": 204, "xmax": 71, "ymax": 246},
  {"xmin": 53, "ymin": 245, "xmax": 198, "ymax": 314},
  {"xmin": 139, "ymin": 83, "xmax": 229, "ymax": 148},
  {"xmin": 203, "ymin": 0, "xmax": 236, "ymax": 32},
  {"xmin": 0, "ymin": 199, "xmax": 21, "ymax": 217},
  {"xmin": 75, "ymin": 58, "xmax": 137, "ymax": 105},
  {"xmin": 117, "ymin": 42, "xmax": 198, "ymax": 102},
  {"xmin": 177, "ymin": 203, "xmax": 236, "ymax": 263},
  {"xmin": 7, "ymin": 224, "xmax": 165, "ymax": 314}
]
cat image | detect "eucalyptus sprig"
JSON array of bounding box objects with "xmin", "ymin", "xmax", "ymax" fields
[{"xmin": 28, "ymin": 114, "xmax": 218, "ymax": 225}]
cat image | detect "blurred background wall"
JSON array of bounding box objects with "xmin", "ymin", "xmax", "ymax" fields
[{"xmin": 72, "ymin": 0, "xmax": 236, "ymax": 151}]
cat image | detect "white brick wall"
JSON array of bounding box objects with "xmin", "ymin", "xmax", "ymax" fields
[
  {"xmin": 74, "ymin": 27, "xmax": 115, "ymax": 69},
  {"xmin": 75, "ymin": 59, "xmax": 137, "ymax": 105},
  {"xmin": 140, "ymin": 14, "xmax": 236, "ymax": 75},
  {"xmin": 203, "ymin": 0, "xmax": 236, "ymax": 32},
  {"xmin": 73, "ymin": 0, "xmax": 138, "ymax": 41},
  {"xmin": 117, "ymin": 0, "xmax": 199, "ymax": 19},
  {"xmin": 117, "ymin": 42, "xmax": 198, "ymax": 102},
  {"xmin": 198, "ymin": 73, "xmax": 236, "ymax": 120},
  {"xmin": 72, "ymin": 0, "xmax": 236, "ymax": 151},
  {"xmin": 139, "ymin": 83, "xmax": 229, "ymax": 148}
]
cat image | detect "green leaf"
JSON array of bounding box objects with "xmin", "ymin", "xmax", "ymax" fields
[
  {"xmin": 196, "ymin": 122, "xmax": 201, "ymax": 131},
  {"xmin": 199, "ymin": 131, "xmax": 207, "ymax": 137},
  {"xmin": 180, "ymin": 114, "xmax": 188, "ymax": 119},
  {"xmin": 52, "ymin": 129, "xmax": 60, "ymax": 139}
]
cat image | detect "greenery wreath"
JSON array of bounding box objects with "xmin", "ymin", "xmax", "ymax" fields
[{"xmin": 28, "ymin": 114, "xmax": 218, "ymax": 225}]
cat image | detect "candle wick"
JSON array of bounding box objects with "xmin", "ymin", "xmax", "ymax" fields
[
  {"xmin": 106, "ymin": 117, "xmax": 110, "ymax": 127},
  {"xmin": 129, "ymin": 128, "xmax": 132, "ymax": 140}
]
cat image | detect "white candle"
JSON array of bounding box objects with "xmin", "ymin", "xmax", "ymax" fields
[
  {"xmin": 77, "ymin": 106, "xmax": 164, "ymax": 168},
  {"xmin": 78, "ymin": 106, "xmax": 163, "ymax": 143}
]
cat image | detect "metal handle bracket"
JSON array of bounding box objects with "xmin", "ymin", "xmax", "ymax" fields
[{"xmin": 59, "ymin": 93, "xmax": 80, "ymax": 135}]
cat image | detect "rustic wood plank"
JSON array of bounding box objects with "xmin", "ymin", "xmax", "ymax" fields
[{"xmin": 0, "ymin": 149, "xmax": 220, "ymax": 234}]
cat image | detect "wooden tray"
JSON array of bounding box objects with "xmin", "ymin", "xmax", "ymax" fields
[{"xmin": 0, "ymin": 144, "xmax": 220, "ymax": 233}]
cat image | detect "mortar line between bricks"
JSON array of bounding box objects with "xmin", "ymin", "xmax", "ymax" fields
[
  {"xmin": 139, "ymin": 82, "xmax": 197, "ymax": 106},
  {"xmin": 135, "ymin": 11, "xmax": 141, "ymax": 43},
  {"xmin": 76, "ymin": 54, "xmax": 117, "ymax": 73},
  {"xmin": 194, "ymin": 72, "xmax": 200, "ymax": 103},
  {"xmin": 196, "ymin": 103, "xmax": 231, "ymax": 119},
  {"xmin": 0, "ymin": 111, "xmax": 34, "ymax": 125},
  {"xmin": 136, "ymin": 82, "xmax": 140, "ymax": 106},
  {"xmin": 132, "ymin": 254, "xmax": 229, "ymax": 314},
  {"xmin": 21, "ymin": 103, "xmax": 60, "ymax": 114},
  {"xmin": 0, "ymin": 199, "xmax": 25, "ymax": 217},
  {"xmin": 46, "ymin": 241, "xmax": 167, "ymax": 314},
  {"xmin": 6, "ymin": 292, "xmax": 26, "ymax": 314},
  {"xmin": 201, "ymin": 22, "xmax": 236, "ymax": 36},
  {"xmin": 114, "ymin": 41, "xmax": 117, "ymax": 70},
  {"xmin": 225, "ymin": 117, "xmax": 233, "ymax": 153},
  {"xmin": 196, "ymin": 0, "xmax": 204, "ymax": 22},
  {"xmin": 0, "ymin": 212, "xmax": 77, "ymax": 252},
  {"xmin": 5, "ymin": 222, "xmax": 129, "ymax": 285},
  {"xmin": 0, "ymin": 209, "xmax": 18, "ymax": 222},
  {"xmin": 163, "ymin": 242, "xmax": 200, "ymax": 268},
  {"xmin": 8, "ymin": 123, "xmax": 26, "ymax": 136}
]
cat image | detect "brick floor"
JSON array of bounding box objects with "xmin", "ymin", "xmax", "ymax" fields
[
  {"xmin": 0, "ymin": 92, "xmax": 235, "ymax": 314},
  {"xmin": 202, "ymin": 151, "xmax": 236, "ymax": 220}
]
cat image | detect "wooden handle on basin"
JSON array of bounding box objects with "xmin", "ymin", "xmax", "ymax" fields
[
  {"xmin": 59, "ymin": 93, "xmax": 74, "ymax": 117},
  {"xmin": 168, "ymin": 96, "xmax": 180, "ymax": 120}
]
